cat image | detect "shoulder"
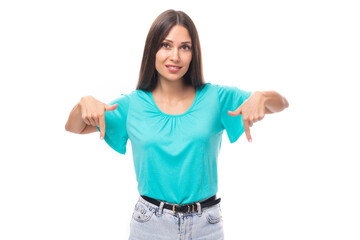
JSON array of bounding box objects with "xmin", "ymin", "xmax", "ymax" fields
[
  {"xmin": 124, "ymin": 88, "xmax": 154, "ymax": 107},
  {"xmin": 212, "ymin": 83, "xmax": 251, "ymax": 96},
  {"xmin": 207, "ymin": 83, "xmax": 252, "ymax": 104},
  {"xmin": 204, "ymin": 83, "xmax": 233, "ymax": 98},
  {"xmin": 209, "ymin": 83, "xmax": 235, "ymax": 92},
  {"xmin": 113, "ymin": 89, "xmax": 138, "ymax": 103},
  {"xmin": 197, "ymin": 82, "xmax": 218, "ymax": 93},
  {"xmin": 106, "ymin": 90, "xmax": 137, "ymax": 112},
  {"xmin": 197, "ymin": 82, "xmax": 231, "ymax": 99},
  {"xmin": 205, "ymin": 82, "xmax": 234, "ymax": 93}
]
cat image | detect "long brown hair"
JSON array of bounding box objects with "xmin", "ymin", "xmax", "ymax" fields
[{"xmin": 136, "ymin": 9, "xmax": 206, "ymax": 92}]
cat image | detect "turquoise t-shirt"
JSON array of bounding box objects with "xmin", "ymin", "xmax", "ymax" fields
[{"xmin": 96, "ymin": 82, "xmax": 252, "ymax": 204}]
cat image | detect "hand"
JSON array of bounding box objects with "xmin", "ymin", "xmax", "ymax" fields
[
  {"xmin": 79, "ymin": 96, "xmax": 118, "ymax": 140},
  {"xmin": 227, "ymin": 92, "xmax": 266, "ymax": 142}
]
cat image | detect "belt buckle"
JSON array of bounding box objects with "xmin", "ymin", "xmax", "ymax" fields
[
  {"xmin": 172, "ymin": 203, "xmax": 197, "ymax": 213},
  {"xmin": 172, "ymin": 204, "xmax": 179, "ymax": 213}
]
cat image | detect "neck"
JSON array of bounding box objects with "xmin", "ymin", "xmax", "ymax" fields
[{"xmin": 154, "ymin": 77, "xmax": 192, "ymax": 102}]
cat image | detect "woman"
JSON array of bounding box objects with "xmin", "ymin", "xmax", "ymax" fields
[{"xmin": 65, "ymin": 9, "xmax": 289, "ymax": 240}]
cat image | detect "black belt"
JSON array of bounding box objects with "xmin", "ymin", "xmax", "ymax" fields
[{"xmin": 140, "ymin": 194, "xmax": 221, "ymax": 213}]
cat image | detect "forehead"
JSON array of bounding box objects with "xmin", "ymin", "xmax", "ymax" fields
[{"xmin": 164, "ymin": 25, "xmax": 191, "ymax": 43}]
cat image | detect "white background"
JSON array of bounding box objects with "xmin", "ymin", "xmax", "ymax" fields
[{"xmin": 1, "ymin": 0, "xmax": 359, "ymax": 239}]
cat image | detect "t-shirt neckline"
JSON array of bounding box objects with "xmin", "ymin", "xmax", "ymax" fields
[{"xmin": 149, "ymin": 87, "xmax": 199, "ymax": 117}]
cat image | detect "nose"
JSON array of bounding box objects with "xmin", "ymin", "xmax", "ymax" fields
[{"xmin": 170, "ymin": 48, "xmax": 180, "ymax": 62}]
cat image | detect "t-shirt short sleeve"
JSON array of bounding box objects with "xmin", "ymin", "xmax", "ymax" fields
[
  {"xmin": 215, "ymin": 84, "xmax": 252, "ymax": 143},
  {"xmin": 95, "ymin": 94, "xmax": 130, "ymax": 155}
]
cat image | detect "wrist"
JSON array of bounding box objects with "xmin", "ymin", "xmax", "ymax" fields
[
  {"xmin": 253, "ymin": 91, "xmax": 270, "ymax": 111},
  {"xmin": 254, "ymin": 90, "xmax": 268, "ymax": 103}
]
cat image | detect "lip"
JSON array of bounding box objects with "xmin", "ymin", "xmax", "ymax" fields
[{"xmin": 166, "ymin": 65, "xmax": 182, "ymax": 73}]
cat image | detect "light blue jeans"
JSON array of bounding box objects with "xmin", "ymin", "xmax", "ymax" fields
[{"xmin": 129, "ymin": 195, "xmax": 225, "ymax": 240}]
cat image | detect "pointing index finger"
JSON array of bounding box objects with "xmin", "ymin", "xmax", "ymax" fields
[
  {"xmin": 243, "ymin": 119, "xmax": 252, "ymax": 142},
  {"xmin": 99, "ymin": 103, "xmax": 117, "ymax": 140},
  {"xmin": 99, "ymin": 115, "xmax": 105, "ymax": 140}
]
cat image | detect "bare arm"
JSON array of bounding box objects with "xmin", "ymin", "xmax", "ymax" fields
[
  {"xmin": 65, "ymin": 96, "xmax": 118, "ymax": 138},
  {"xmin": 65, "ymin": 102, "xmax": 88, "ymax": 134},
  {"xmin": 262, "ymin": 91, "xmax": 289, "ymax": 114}
]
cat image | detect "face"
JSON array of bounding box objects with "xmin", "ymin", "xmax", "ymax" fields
[{"xmin": 155, "ymin": 25, "xmax": 192, "ymax": 84}]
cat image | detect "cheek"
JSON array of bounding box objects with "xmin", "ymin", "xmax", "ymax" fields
[
  {"xmin": 155, "ymin": 52, "xmax": 164, "ymax": 71},
  {"xmin": 183, "ymin": 53, "xmax": 192, "ymax": 68},
  {"xmin": 156, "ymin": 51, "xmax": 167, "ymax": 62}
]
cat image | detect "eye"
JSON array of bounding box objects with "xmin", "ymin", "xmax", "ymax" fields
[
  {"xmin": 161, "ymin": 42, "xmax": 171, "ymax": 49},
  {"xmin": 181, "ymin": 45, "xmax": 191, "ymax": 51}
]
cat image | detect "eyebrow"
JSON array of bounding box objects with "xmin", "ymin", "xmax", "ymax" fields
[{"xmin": 164, "ymin": 39, "xmax": 192, "ymax": 44}]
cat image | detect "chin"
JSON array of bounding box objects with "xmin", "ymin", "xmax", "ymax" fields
[{"xmin": 161, "ymin": 74, "xmax": 186, "ymax": 82}]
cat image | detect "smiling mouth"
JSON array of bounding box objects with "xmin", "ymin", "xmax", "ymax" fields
[{"xmin": 166, "ymin": 65, "xmax": 182, "ymax": 69}]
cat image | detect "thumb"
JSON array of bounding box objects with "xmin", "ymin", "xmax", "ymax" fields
[
  {"xmin": 228, "ymin": 109, "xmax": 241, "ymax": 116},
  {"xmin": 105, "ymin": 103, "xmax": 118, "ymax": 111}
]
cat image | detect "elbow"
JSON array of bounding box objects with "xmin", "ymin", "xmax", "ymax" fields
[
  {"xmin": 64, "ymin": 122, "xmax": 80, "ymax": 134},
  {"xmin": 283, "ymin": 96, "xmax": 289, "ymax": 109},
  {"xmin": 65, "ymin": 122, "xmax": 70, "ymax": 132},
  {"xmin": 65, "ymin": 123, "xmax": 74, "ymax": 133},
  {"xmin": 263, "ymin": 91, "xmax": 289, "ymax": 113}
]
